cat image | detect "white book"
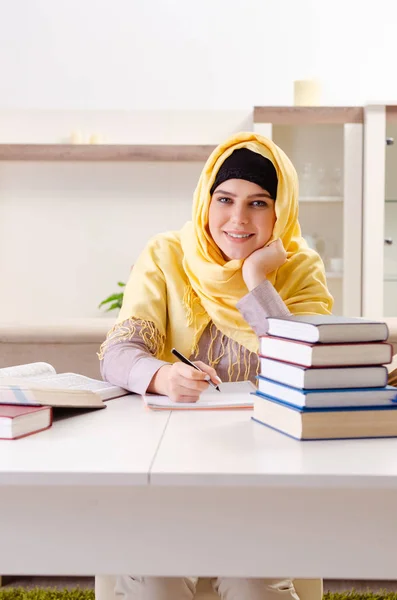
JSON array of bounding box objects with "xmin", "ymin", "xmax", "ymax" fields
[
  {"xmin": 260, "ymin": 337, "xmax": 392, "ymax": 367},
  {"xmin": 259, "ymin": 357, "xmax": 388, "ymax": 389},
  {"xmin": 0, "ymin": 362, "xmax": 128, "ymax": 407},
  {"xmin": 266, "ymin": 315, "xmax": 389, "ymax": 344}
]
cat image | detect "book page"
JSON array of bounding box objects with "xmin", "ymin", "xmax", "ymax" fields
[
  {"xmin": 0, "ymin": 362, "xmax": 56, "ymax": 378},
  {"xmin": 29, "ymin": 373, "xmax": 128, "ymax": 399},
  {"xmin": 0, "ymin": 372, "xmax": 128, "ymax": 401}
]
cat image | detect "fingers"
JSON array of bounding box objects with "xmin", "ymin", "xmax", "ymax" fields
[
  {"xmin": 167, "ymin": 363, "xmax": 210, "ymax": 402},
  {"xmin": 169, "ymin": 385, "xmax": 205, "ymax": 403},
  {"xmin": 166, "ymin": 361, "xmax": 222, "ymax": 402},
  {"xmin": 176, "ymin": 362, "xmax": 211, "ymax": 381},
  {"xmin": 194, "ymin": 361, "xmax": 222, "ymax": 385}
]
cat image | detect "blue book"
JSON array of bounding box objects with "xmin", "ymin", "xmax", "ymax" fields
[
  {"xmin": 256, "ymin": 375, "xmax": 397, "ymax": 409},
  {"xmin": 252, "ymin": 394, "xmax": 397, "ymax": 441}
]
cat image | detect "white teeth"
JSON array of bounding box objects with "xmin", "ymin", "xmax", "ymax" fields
[{"xmin": 226, "ymin": 232, "xmax": 252, "ymax": 239}]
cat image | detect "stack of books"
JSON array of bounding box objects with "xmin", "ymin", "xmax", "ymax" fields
[{"xmin": 252, "ymin": 315, "xmax": 397, "ymax": 440}]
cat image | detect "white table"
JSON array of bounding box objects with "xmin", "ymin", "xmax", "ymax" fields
[
  {"xmin": 0, "ymin": 396, "xmax": 397, "ymax": 580},
  {"xmin": 0, "ymin": 396, "xmax": 169, "ymax": 486},
  {"xmin": 150, "ymin": 410, "xmax": 397, "ymax": 579}
]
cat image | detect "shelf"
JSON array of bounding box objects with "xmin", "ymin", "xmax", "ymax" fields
[
  {"xmin": 384, "ymin": 276, "xmax": 397, "ymax": 282},
  {"xmin": 325, "ymin": 272, "xmax": 343, "ymax": 279},
  {"xmin": 254, "ymin": 106, "xmax": 363, "ymax": 125},
  {"xmin": 300, "ymin": 196, "xmax": 343, "ymax": 203},
  {"xmin": 385, "ymin": 199, "xmax": 397, "ymax": 203},
  {"xmin": 0, "ymin": 144, "xmax": 216, "ymax": 162}
]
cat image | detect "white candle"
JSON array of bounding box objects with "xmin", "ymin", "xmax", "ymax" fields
[
  {"xmin": 70, "ymin": 130, "xmax": 83, "ymax": 144},
  {"xmin": 294, "ymin": 79, "xmax": 322, "ymax": 106},
  {"xmin": 89, "ymin": 133, "xmax": 103, "ymax": 144}
]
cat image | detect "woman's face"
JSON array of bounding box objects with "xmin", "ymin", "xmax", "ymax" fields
[{"xmin": 208, "ymin": 179, "xmax": 276, "ymax": 261}]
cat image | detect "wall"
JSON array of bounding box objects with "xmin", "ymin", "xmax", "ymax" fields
[
  {"xmin": 0, "ymin": 110, "xmax": 252, "ymax": 320},
  {"xmin": 1, "ymin": 0, "xmax": 396, "ymax": 319},
  {"xmin": 0, "ymin": 0, "xmax": 397, "ymax": 110}
]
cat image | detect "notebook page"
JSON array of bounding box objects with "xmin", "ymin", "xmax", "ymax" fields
[{"xmin": 144, "ymin": 380, "xmax": 255, "ymax": 409}]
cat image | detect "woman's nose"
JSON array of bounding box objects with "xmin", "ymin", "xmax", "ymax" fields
[{"xmin": 231, "ymin": 206, "xmax": 249, "ymax": 224}]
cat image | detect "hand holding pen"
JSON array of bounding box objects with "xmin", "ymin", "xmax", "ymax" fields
[
  {"xmin": 171, "ymin": 348, "xmax": 221, "ymax": 392},
  {"xmin": 148, "ymin": 348, "xmax": 222, "ymax": 403}
]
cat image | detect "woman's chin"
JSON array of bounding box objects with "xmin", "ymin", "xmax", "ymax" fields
[{"xmin": 220, "ymin": 247, "xmax": 252, "ymax": 261}]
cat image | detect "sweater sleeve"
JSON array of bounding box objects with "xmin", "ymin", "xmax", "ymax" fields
[
  {"xmin": 99, "ymin": 319, "xmax": 168, "ymax": 396},
  {"xmin": 236, "ymin": 279, "xmax": 290, "ymax": 337}
]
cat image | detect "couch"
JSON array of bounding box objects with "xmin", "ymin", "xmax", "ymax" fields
[
  {"xmin": 1, "ymin": 317, "xmax": 396, "ymax": 379},
  {"xmin": 0, "ymin": 318, "xmax": 115, "ymax": 379}
]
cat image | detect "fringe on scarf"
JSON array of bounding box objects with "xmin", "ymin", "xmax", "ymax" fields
[
  {"xmin": 192, "ymin": 322, "xmax": 260, "ymax": 383},
  {"xmin": 97, "ymin": 318, "xmax": 165, "ymax": 361},
  {"xmin": 182, "ymin": 285, "xmax": 209, "ymax": 358}
]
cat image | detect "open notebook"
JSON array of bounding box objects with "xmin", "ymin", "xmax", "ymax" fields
[{"xmin": 143, "ymin": 381, "xmax": 255, "ymax": 410}]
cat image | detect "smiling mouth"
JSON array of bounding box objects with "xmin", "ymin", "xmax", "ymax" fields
[{"xmin": 224, "ymin": 232, "xmax": 254, "ymax": 240}]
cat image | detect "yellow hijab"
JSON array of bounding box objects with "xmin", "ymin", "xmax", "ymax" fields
[{"xmin": 110, "ymin": 132, "xmax": 333, "ymax": 364}]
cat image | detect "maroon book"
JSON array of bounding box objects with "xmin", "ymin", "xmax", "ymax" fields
[{"xmin": 0, "ymin": 404, "xmax": 52, "ymax": 440}]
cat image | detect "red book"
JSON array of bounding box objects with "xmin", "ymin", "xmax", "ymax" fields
[{"xmin": 0, "ymin": 405, "xmax": 52, "ymax": 440}]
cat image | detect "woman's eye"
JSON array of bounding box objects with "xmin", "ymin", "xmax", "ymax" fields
[
  {"xmin": 217, "ymin": 197, "xmax": 232, "ymax": 204},
  {"xmin": 251, "ymin": 200, "xmax": 267, "ymax": 207}
]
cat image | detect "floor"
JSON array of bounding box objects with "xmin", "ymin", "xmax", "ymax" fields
[{"xmin": 2, "ymin": 577, "xmax": 397, "ymax": 593}]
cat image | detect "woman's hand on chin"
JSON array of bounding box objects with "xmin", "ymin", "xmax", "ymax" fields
[{"xmin": 242, "ymin": 239, "xmax": 287, "ymax": 291}]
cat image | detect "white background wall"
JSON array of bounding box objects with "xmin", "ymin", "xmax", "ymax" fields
[
  {"xmin": 1, "ymin": 0, "xmax": 397, "ymax": 110},
  {"xmin": 0, "ymin": 110, "xmax": 252, "ymax": 320},
  {"xmin": 1, "ymin": 0, "xmax": 397, "ymax": 320}
]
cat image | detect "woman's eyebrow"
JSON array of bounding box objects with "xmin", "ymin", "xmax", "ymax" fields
[
  {"xmin": 247, "ymin": 192, "xmax": 272, "ymax": 199},
  {"xmin": 213, "ymin": 190, "xmax": 272, "ymax": 199},
  {"xmin": 213, "ymin": 189, "xmax": 237, "ymax": 197}
]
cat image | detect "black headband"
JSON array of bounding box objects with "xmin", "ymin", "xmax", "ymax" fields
[{"xmin": 210, "ymin": 148, "xmax": 278, "ymax": 200}]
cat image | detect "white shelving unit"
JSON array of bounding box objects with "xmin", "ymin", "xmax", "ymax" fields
[
  {"xmin": 363, "ymin": 105, "xmax": 397, "ymax": 318},
  {"xmin": 254, "ymin": 107, "xmax": 363, "ymax": 317}
]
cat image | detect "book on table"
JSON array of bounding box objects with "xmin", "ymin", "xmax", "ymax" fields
[
  {"xmin": 0, "ymin": 404, "xmax": 52, "ymax": 440},
  {"xmin": 252, "ymin": 394, "xmax": 397, "ymax": 441},
  {"xmin": 259, "ymin": 336, "xmax": 393, "ymax": 367},
  {"xmin": 144, "ymin": 381, "xmax": 255, "ymax": 410},
  {"xmin": 259, "ymin": 356, "xmax": 388, "ymax": 390},
  {"xmin": 0, "ymin": 362, "xmax": 128, "ymax": 408},
  {"xmin": 256, "ymin": 375, "xmax": 397, "ymax": 408},
  {"xmin": 265, "ymin": 315, "xmax": 389, "ymax": 344}
]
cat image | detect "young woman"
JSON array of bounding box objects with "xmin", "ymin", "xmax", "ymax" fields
[{"xmin": 99, "ymin": 132, "xmax": 333, "ymax": 599}]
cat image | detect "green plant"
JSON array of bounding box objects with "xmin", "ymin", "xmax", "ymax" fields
[{"xmin": 98, "ymin": 281, "xmax": 125, "ymax": 312}]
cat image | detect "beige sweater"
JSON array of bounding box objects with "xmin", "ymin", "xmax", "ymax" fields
[{"xmin": 100, "ymin": 280, "xmax": 289, "ymax": 395}]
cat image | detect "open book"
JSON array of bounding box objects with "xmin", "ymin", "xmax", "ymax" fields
[
  {"xmin": 144, "ymin": 380, "xmax": 256, "ymax": 410},
  {"xmin": 0, "ymin": 362, "xmax": 128, "ymax": 408}
]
